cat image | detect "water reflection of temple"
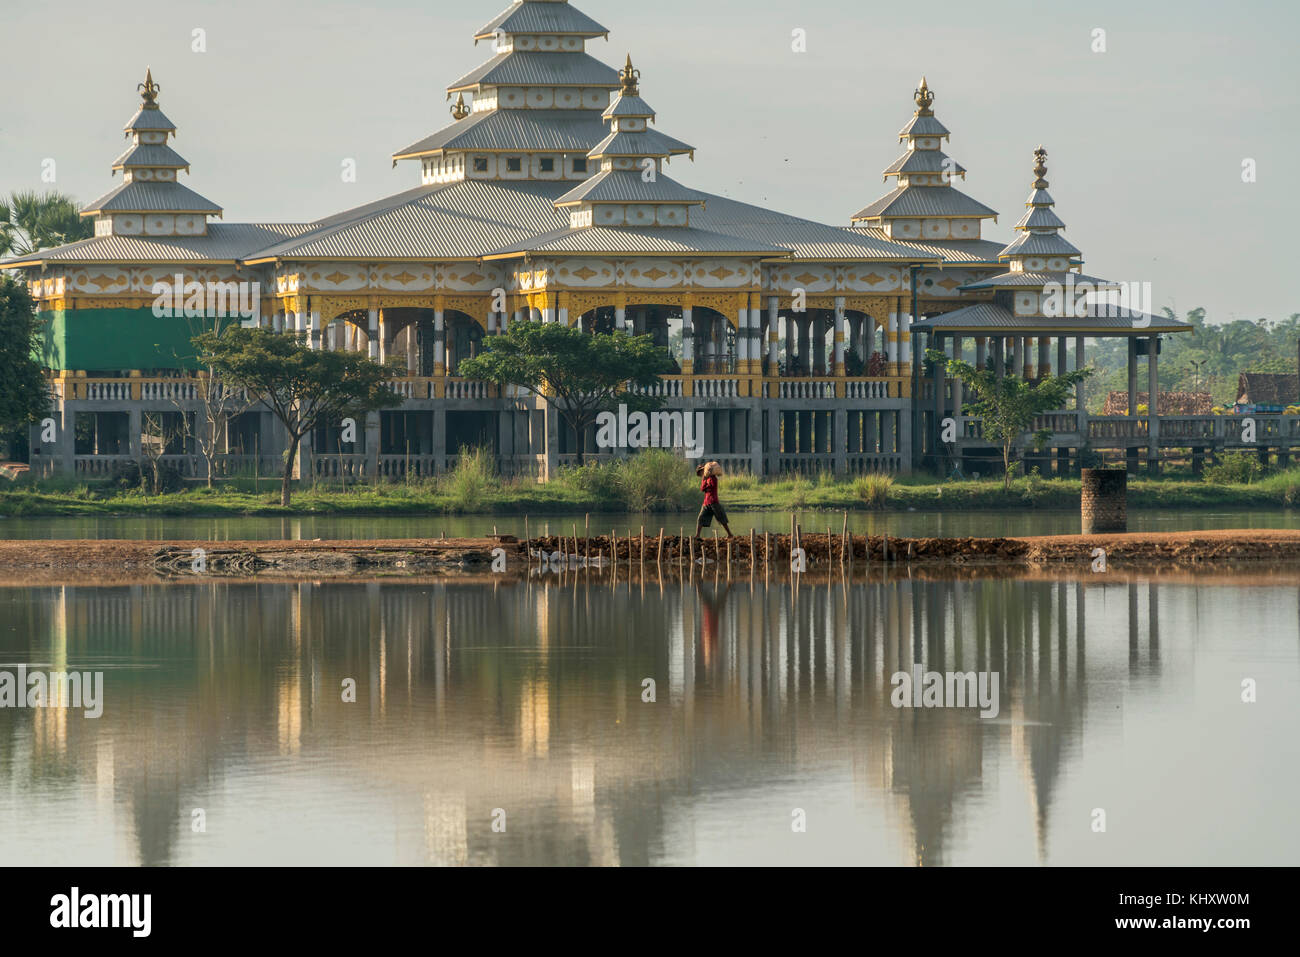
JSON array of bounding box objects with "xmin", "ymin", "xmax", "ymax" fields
[{"xmin": 0, "ymin": 574, "xmax": 1177, "ymax": 865}]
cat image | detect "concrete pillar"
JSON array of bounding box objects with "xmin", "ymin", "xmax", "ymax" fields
[
  {"xmin": 1148, "ymin": 335, "xmax": 1160, "ymax": 471},
  {"xmin": 1075, "ymin": 336, "xmax": 1086, "ymax": 411},
  {"xmin": 615, "ymin": 305, "xmax": 626, "ymax": 332},
  {"xmin": 310, "ymin": 311, "xmax": 322, "ymax": 351},
  {"xmin": 368, "ymin": 308, "xmax": 379, "ymax": 360},
  {"xmin": 993, "ymin": 337, "xmax": 1005, "ymax": 378},
  {"xmin": 975, "ymin": 336, "xmax": 987, "ymax": 371},
  {"xmin": 1127, "ymin": 337, "xmax": 1138, "ymax": 416},
  {"xmin": 899, "ymin": 313, "xmax": 912, "ymax": 370},
  {"xmin": 1057, "ymin": 336, "xmax": 1067, "ymax": 381},
  {"xmin": 951, "ymin": 335, "xmax": 963, "ymax": 412},
  {"xmin": 1038, "ymin": 336, "xmax": 1051, "ymax": 378}
]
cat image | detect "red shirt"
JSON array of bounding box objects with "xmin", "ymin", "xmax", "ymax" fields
[{"xmin": 701, "ymin": 476, "xmax": 719, "ymax": 506}]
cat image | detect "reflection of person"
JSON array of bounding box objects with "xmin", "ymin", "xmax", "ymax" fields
[{"xmin": 694, "ymin": 461, "xmax": 734, "ymax": 539}]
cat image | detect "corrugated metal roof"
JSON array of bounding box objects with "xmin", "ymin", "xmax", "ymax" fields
[
  {"xmin": 487, "ymin": 224, "xmax": 788, "ymax": 256},
  {"xmin": 1026, "ymin": 188, "xmax": 1054, "ymax": 206},
  {"xmin": 898, "ymin": 114, "xmax": 949, "ymax": 138},
  {"xmin": 852, "ymin": 185, "xmax": 998, "ymax": 221},
  {"xmin": 1013, "ymin": 206, "xmax": 1065, "ymax": 230},
  {"xmin": 393, "ymin": 109, "xmax": 606, "ymax": 158},
  {"xmin": 244, "ymin": 179, "xmax": 574, "ymax": 260},
  {"xmin": 603, "ymin": 94, "xmax": 655, "ymax": 119},
  {"xmin": 475, "ymin": 1, "xmax": 609, "ymax": 39},
  {"xmin": 882, "ymin": 149, "xmax": 965, "ymax": 176},
  {"xmin": 695, "ymin": 196, "xmax": 939, "ymax": 262},
  {"xmin": 959, "ymin": 270, "xmax": 1112, "ymax": 290},
  {"xmin": 999, "ymin": 231, "xmax": 1082, "ymax": 258},
  {"xmin": 240, "ymin": 178, "xmax": 939, "ymax": 264},
  {"xmin": 848, "ymin": 227, "xmax": 1007, "ymax": 264},
  {"xmin": 555, "ymin": 169, "xmax": 707, "ymax": 205},
  {"xmin": 122, "ymin": 106, "xmax": 176, "ymax": 132},
  {"xmin": 0, "ymin": 223, "xmax": 308, "ymax": 267},
  {"xmin": 111, "ymin": 143, "xmax": 190, "ymax": 170},
  {"xmin": 81, "ymin": 180, "xmax": 223, "ymax": 215},
  {"xmin": 912, "ymin": 302, "xmax": 1191, "ymax": 332},
  {"xmin": 448, "ymin": 51, "xmax": 620, "ymax": 91},
  {"xmin": 589, "ymin": 128, "xmax": 694, "ymax": 158}
]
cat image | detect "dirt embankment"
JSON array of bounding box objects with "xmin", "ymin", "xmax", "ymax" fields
[{"xmin": 0, "ymin": 529, "xmax": 1298, "ymax": 585}]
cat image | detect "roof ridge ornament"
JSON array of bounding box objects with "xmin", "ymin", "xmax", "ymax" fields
[
  {"xmin": 1032, "ymin": 146, "xmax": 1049, "ymax": 189},
  {"xmin": 451, "ymin": 92, "xmax": 470, "ymax": 121},
  {"xmin": 138, "ymin": 68, "xmax": 160, "ymax": 109},
  {"xmin": 620, "ymin": 54, "xmax": 640, "ymax": 97},
  {"xmin": 914, "ymin": 76, "xmax": 934, "ymax": 116}
]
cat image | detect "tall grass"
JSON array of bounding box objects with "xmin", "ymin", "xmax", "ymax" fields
[
  {"xmin": 558, "ymin": 449, "xmax": 695, "ymax": 511},
  {"xmin": 852, "ymin": 472, "xmax": 894, "ymax": 509},
  {"xmin": 440, "ymin": 446, "xmax": 497, "ymax": 511}
]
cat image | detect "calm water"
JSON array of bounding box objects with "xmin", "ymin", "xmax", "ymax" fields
[
  {"xmin": 2, "ymin": 508, "xmax": 1299, "ymax": 542},
  {"xmin": 1, "ymin": 572, "xmax": 1297, "ymax": 866}
]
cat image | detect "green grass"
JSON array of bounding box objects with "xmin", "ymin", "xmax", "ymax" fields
[{"xmin": 3, "ymin": 464, "xmax": 1299, "ymax": 518}]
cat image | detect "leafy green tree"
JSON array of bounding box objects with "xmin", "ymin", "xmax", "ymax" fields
[
  {"xmin": 0, "ymin": 277, "xmax": 50, "ymax": 452},
  {"xmin": 0, "ymin": 191, "xmax": 94, "ymax": 257},
  {"xmin": 459, "ymin": 321, "xmax": 675, "ymax": 464},
  {"xmin": 934, "ymin": 350, "xmax": 1091, "ymax": 489},
  {"xmin": 193, "ymin": 327, "xmax": 402, "ymax": 506}
]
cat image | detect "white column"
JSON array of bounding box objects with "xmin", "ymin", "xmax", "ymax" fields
[
  {"xmin": 434, "ymin": 310, "xmax": 446, "ymax": 374},
  {"xmin": 368, "ymin": 308, "xmax": 379, "ymax": 360},
  {"xmin": 767, "ymin": 297, "xmax": 779, "ymax": 374},
  {"xmin": 737, "ymin": 306, "xmax": 749, "ymax": 367},
  {"xmin": 899, "ymin": 313, "xmax": 912, "ymax": 367},
  {"xmin": 681, "ymin": 306, "xmax": 694, "ymax": 365},
  {"xmin": 615, "ymin": 305, "xmax": 627, "ymax": 332},
  {"xmin": 887, "ymin": 311, "xmax": 899, "ymax": 370},
  {"xmin": 310, "ymin": 311, "xmax": 322, "ymax": 350},
  {"xmin": 833, "ymin": 296, "xmax": 846, "ymax": 372},
  {"xmin": 558, "ymin": 305, "xmax": 569, "ymax": 326},
  {"xmin": 499, "ymin": 311, "xmax": 509, "ymax": 334}
]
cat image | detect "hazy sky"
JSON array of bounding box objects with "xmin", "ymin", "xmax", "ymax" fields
[{"xmin": 2, "ymin": 0, "xmax": 1296, "ymax": 322}]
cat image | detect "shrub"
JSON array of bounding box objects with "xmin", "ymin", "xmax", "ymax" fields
[
  {"xmin": 1203, "ymin": 452, "xmax": 1265, "ymax": 486},
  {"xmin": 852, "ymin": 472, "xmax": 894, "ymax": 509},
  {"xmin": 442, "ymin": 446, "xmax": 496, "ymax": 510},
  {"xmin": 615, "ymin": 449, "xmax": 695, "ymax": 512}
]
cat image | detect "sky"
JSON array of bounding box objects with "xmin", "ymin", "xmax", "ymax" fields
[{"xmin": 2, "ymin": 0, "xmax": 1297, "ymax": 322}]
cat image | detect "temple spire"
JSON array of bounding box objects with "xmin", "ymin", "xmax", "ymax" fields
[
  {"xmin": 914, "ymin": 76, "xmax": 933, "ymax": 116},
  {"xmin": 138, "ymin": 68, "xmax": 160, "ymax": 108},
  {"xmin": 620, "ymin": 54, "xmax": 640, "ymax": 96}
]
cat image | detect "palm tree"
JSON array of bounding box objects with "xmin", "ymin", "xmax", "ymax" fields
[{"xmin": 0, "ymin": 190, "xmax": 93, "ymax": 258}]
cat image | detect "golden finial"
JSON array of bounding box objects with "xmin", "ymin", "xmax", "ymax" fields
[
  {"xmin": 138, "ymin": 67, "xmax": 161, "ymax": 108},
  {"xmin": 451, "ymin": 92, "xmax": 470, "ymax": 121},
  {"xmin": 914, "ymin": 76, "xmax": 934, "ymax": 116},
  {"xmin": 1032, "ymin": 146, "xmax": 1049, "ymax": 189},
  {"xmin": 620, "ymin": 54, "xmax": 640, "ymax": 97}
]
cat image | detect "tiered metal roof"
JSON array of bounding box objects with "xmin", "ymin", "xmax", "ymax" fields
[
  {"xmin": 82, "ymin": 69, "xmax": 223, "ymax": 220},
  {"xmin": 851, "ymin": 78, "xmax": 999, "ymax": 227}
]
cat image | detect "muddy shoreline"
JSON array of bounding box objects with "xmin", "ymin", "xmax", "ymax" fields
[{"xmin": 1, "ymin": 529, "xmax": 1299, "ymax": 585}]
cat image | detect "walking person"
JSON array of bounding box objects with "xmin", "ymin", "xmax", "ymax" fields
[{"xmin": 694, "ymin": 461, "xmax": 734, "ymax": 539}]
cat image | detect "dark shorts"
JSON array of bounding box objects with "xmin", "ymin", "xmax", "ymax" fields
[{"xmin": 697, "ymin": 502, "xmax": 728, "ymax": 527}]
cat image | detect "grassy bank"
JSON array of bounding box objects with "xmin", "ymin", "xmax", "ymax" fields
[{"xmin": 3, "ymin": 450, "xmax": 1299, "ymax": 518}]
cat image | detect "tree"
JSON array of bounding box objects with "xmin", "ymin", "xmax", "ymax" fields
[
  {"xmin": 934, "ymin": 350, "xmax": 1091, "ymax": 489},
  {"xmin": 459, "ymin": 321, "xmax": 675, "ymax": 464},
  {"xmin": 0, "ymin": 277, "xmax": 50, "ymax": 452},
  {"xmin": 193, "ymin": 328, "xmax": 402, "ymax": 506},
  {"xmin": 0, "ymin": 191, "xmax": 94, "ymax": 257}
]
